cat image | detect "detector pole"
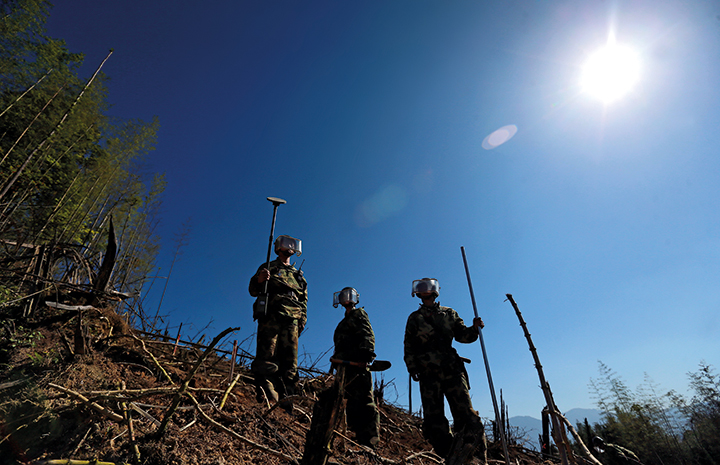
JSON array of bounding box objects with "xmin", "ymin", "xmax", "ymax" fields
[
  {"xmin": 461, "ymin": 246, "xmax": 511, "ymax": 465},
  {"xmin": 262, "ymin": 197, "xmax": 286, "ymax": 314}
]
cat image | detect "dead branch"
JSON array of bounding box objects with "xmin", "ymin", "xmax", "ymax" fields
[
  {"xmin": 155, "ymin": 326, "xmax": 239, "ymax": 437},
  {"xmin": 92, "ymin": 217, "xmax": 116, "ymax": 296},
  {"xmin": 558, "ymin": 414, "xmax": 602, "ymax": 465},
  {"xmin": 129, "ymin": 402, "xmax": 160, "ymax": 426},
  {"xmin": 186, "ymin": 392, "xmax": 299, "ymax": 463},
  {"xmin": 119, "ymin": 381, "xmax": 141, "ymax": 463},
  {"xmin": 0, "ymin": 379, "xmax": 27, "ymax": 391},
  {"xmin": 48, "ymin": 383, "xmax": 124, "ymax": 422},
  {"xmin": 126, "ymin": 332, "xmax": 175, "ymax": 384},
  {"xmin": 33, "ymin": 460, "xmax": 128, "ymax": 465},
  {"xmin": 69, "ymin": 427, "xmax": 92, "ymax": 458},
  {"xmin": 219, "ymin": 373, "xmax": 241, "ymax": 410},
  {"xmin": 255, "ymin": 410, "xmax": 304, "ymax": 458},
  {"xmin": 45, "ymin": 301, "xmax": 98, "ymax": 312},
  {"xmin": 404, "ymin": 450, "xmax": 443, "ymax": 463}
]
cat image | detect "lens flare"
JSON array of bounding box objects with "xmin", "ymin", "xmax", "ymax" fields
[{"xmin": 482, "ymin": 125, "xmax": 518, "ymax": 150}]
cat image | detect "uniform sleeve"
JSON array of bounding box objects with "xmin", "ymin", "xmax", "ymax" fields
[
  {"xmin": 356, "ymin": 309, "xmax": 376, "ymax": 362},
  {"xmin": 403, "ymin": 314, "xmax": 420, "ymax": 374},
  {"xmin": 451, "ymin": 308, "xmax": 479, "ymax": 344},
  {"xmin": 248, "ymin": 264, "xmax": 266, "ymax": 297}
]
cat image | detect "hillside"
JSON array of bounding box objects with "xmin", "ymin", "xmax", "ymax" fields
[{"xmin": 0, "ymin": 299, "xmax": 557, "ymax": 465}]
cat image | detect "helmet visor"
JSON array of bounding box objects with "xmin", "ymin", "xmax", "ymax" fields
[
  {"xmin": 276, "ymin": 235, "xmax": 302, "ymax": 256},
  {"xmin": 412, "ymin": 278, "xmax": 439, "ymax": 297},
  {"xmin": 333, "ymin": 288, "xmax": 359, "ymax": 308}
]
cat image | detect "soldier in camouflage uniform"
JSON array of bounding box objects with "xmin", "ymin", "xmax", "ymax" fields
[
  {"xmin": 404, "ymin": 278, "xmax": 486, "ymax": 460},
  {"xmin": 249, "ymin": 235, "xmax": 307, "ymax": 403},
  {"xmin": 331, "ymin": 287, "xmax": 381, "ymax": 448}
]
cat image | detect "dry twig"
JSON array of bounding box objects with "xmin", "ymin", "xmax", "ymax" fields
[
  {"xmin": 48, "ymin": 382, "xmax": 124, "ymax": 422},
  {"xmin": 155, "ymin": 327, "xmax": 239, "ymax": 436},
  {"xmin": 186, "ymin": 392, "xmax": 299, "ymax": 463}
]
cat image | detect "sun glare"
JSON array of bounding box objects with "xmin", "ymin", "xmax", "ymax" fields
[{"xmin": 581, "ymin": 43, "xmax": 640, "ymax": 104}]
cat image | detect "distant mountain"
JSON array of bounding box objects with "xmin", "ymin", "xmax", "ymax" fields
[{"xmin": 508, "ymin": 408, "xmax": 602, "ymax": 451}]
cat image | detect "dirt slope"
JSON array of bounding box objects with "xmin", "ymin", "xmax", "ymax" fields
[{"xmin": 0, "ymin": 303, "xmax": 551, "ymax": 465}]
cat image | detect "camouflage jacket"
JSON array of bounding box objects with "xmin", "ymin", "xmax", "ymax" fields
[
  {"xmin": 249, "ymin": 258, "xmax": 308, "ymax": 325},
  {"xmin": 403, "ymin": 302, "xmax": 478, "ymax": 375},
  {"xmin": 333, "ymin": 307, "xmax": 376, "ymax": 364}
]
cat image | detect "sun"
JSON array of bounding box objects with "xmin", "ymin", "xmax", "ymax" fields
[{"xmin": 581, "ymin": 41, "xmax": 640, "ymax": 104}]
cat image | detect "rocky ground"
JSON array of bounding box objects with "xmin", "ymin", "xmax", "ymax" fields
[{"xmin": 0, "ymin": 302, "xmax": 553, "ymax": 465}]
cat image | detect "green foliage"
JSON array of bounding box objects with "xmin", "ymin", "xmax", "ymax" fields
[
  {"xmin": 0, "ymin": 0, "xmax": 164, "ymax": 306},
  {"xmin": 586, "ymin": 361, "xmax": 720, "ymax": 465},
  {"xmin": 7, "ymin": 325, "xmax": 44, "ymax": 349}
]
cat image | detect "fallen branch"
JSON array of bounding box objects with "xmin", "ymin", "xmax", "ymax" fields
[
  {"xmin": 219, "ymin": 373, "xmax": 240, "ymax": 410},
  {"xmin": 126, "ymin": 333, "xmax": 175, "ymax": 384},
  {"xmin": 331, "ymin": 429, "xmax": 399, "ymax": 465},
  {"xmin": 155, "ymin": 327, "xmax": 239, "ymax": 436},
  {"xmin": 48, "ymin": 383, "xmax": 124, "ymax": 422},
  {"xmin": 186, "ymin": 392, "xmax": 298, "ymax": 463},
  {"xmin": 255, "ymin": 411, "xmax": 303, "ymax": 458},
  {"xmin": 34, "ymin": 460, "xmax": 128, "ymax": 465},
  {"xmin": 69, "ymin": 427, "xmax": 91, "ymax": 458},
  {"xmin": 45, "ymin": 301, "xmax": 98, "ymax": 312},
  {"xmin": 404, "ymin": 450, "xmax": 442, "ymax": 463},
  {"xmin": 0, "ymin": 379, "xmax": 26, "ymax": 391},
  {"xmin": 129, "ymin": 403, "xmax": 160, "ymax": 426},
  {"xmin": 120, "ymin": 381, "xmax": 141, "ymax": 463},
  {"xmin": 558, "ymin": 413, "xmax": 603, "ymax": 465}
]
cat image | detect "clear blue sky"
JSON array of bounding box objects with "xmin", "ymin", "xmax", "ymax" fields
[{"xmin": 46, "ymin": 1, "xmax": 720, "ymax": 420}]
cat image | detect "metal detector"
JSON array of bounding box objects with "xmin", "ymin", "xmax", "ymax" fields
[{"xmin": 252, "ymin": 197, "xmax": 286, "ymax": 320}]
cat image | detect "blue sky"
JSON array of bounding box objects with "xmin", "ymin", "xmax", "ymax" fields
[{"xmin": 46, "ymin": 1, "xmax": 720, "ymax": 420}]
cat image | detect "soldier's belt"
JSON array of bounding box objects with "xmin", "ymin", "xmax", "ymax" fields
[{"xmin": 274, "ymin": 290, "xmax": 297, "ymax": 299}]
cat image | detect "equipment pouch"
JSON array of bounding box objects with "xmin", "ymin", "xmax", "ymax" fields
[{"xmin": 253, "ymin": 293, "xmax": 268, "ymax": 320}]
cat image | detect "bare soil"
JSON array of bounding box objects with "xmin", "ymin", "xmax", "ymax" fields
[{"xmin": 0, "ymin": 303, "xmax": 552, "ymax": 465}]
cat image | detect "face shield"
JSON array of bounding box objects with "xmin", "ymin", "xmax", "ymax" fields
[
  {"xmin": 333, "ymin": 287, "xmax": 359, "ymax": 308},
  {"xmin": 275, "ymin": 235, "xmax": 302, "ymax": 256},
  {"xmin": 411, "ymin": 278, "xmax": 440, "ymax": 297}
]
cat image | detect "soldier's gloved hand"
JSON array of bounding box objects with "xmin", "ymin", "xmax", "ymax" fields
[
  {"xmin": 472, "ymin": 317, "xmax": 485, "ymax": 331},
  {"xmin": 257, "ymin": 268, "xmax": 270, "ymax": 283},
  {"xmin": 410, "ymin": 372, "xmax": 421, "ymax": 382}
]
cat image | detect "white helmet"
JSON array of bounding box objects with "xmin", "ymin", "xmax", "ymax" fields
[
  {"xmin": 274, "ymin": 235, "xmax": 302, "ymax": 256},
  {"xmin": 333, "ymin": 287, "xmax": 359, "ymax": 308},
  {"xmin": 411, "ymin": 278, "xmax": 439, "ymax": 297}
]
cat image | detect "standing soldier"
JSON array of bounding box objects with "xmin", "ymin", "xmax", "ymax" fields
[
  {"xmin": 249, "ymin": 234, "xmax": 307, "ymax": 404},
  {"xmin": 404, "ymin": 277, "xmax": 486, "ymax": 460},
  {"xmin": 331, "ymin": 287, "xmax": 381, "ymax": 448}
]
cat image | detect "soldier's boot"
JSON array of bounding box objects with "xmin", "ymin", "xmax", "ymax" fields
[
  {"xmin": 277, "ymin": 375, "xmax": 298, "ymax": 413},
  {"xmin": 356, "ymin": 433, "xmax": 380, "ymax": 449},
  {"xmin": 445, "ymin": 423, "xmax": 486, "ymax": 465},
  {"xmin": 255, "ymin": 378, "xmax": 279, "ymax": 404},
  {"xmin": 430, "ymin": 435, "xmax": 453, "ymax": 461}
]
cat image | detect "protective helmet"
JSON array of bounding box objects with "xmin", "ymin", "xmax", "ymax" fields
[
  {"xmin": 411, "ymin": 278, "xmax": 439, "ymax": 297},
  {"xmin": 333, "ymin": 287, "xmax": 359, "ymax": 308},
  {"xmin": 274, "ymin": 235, "xmax": 302, "ymax": 256}
]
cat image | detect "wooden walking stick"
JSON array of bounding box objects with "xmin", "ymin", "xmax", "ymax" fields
[
  {"xmin": 505, "ymin": 294, "xmax": 573, "ymax": 465},
  {"xmin": 461, "ymin": 247, "xmax": 511, "ymax": 465}
]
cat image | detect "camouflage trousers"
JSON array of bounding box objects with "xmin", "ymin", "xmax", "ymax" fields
[
  {"xmin": 418, "ymin": 368, "xmax": 481, "ymax": 457},
  {"xmin": 252, "ymin": 313, "xmax": 299, "ymax": 397},
  {"xmin": 343, "ymin": 366, "xmax": 380, "ymax": 445}
]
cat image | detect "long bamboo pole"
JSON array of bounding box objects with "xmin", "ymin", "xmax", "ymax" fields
[
  {"xmin": 460, "ymin": 247, "xmax": 511, "ymax": 465},
  {"xmin": 505, "ymin": 294, "xmax": 572, "ymax": 465}
]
